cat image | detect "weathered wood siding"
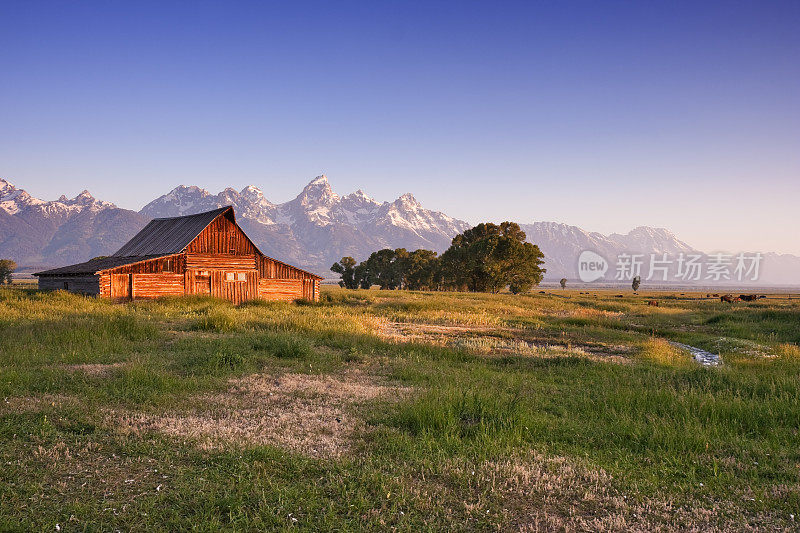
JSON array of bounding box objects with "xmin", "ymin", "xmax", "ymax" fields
[
  {"xmin": 108, "ymin": 254, "xmax": 185, "ymax": 275},
  {"xmin": 211, "ymin": 270, "xmax": 259, "ymax": 304},
  {"xmin": 185, "ymin": 214, "xmax": 258, "ymax": 255},
  {"xmin": 258, "ymin": 256, "xmax": 309, "ymax": 280},
  {"xmin": 303, "ymin": 279, "xmax": 320, "ymax": 301},
  {"xmin": 131, "ymin": 274, "xmax": 184, "ymax": 299},
  {"xmin": 185, "ymin": 270, "xmax": 211, "ymax": 295},
  {"xmin": 110, "ymin": 274, "xmax": 131, "ymax": 298},
  {"xmin": 38, "ymin": 276, "xmax": 100, "ymax": 295},
  {"xmin": 258, "ymin": 279, "xmax": 305, "ymax": 301},
  {"xmin": 186, "ymin": 253, "xmax": 257, "ymax": 270},
  {"xmin": 99, "ymin": 273, "xmax": 111, "ymax": 297}
]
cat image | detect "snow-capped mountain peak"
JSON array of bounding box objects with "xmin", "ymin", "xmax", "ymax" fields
[
  {"xmin": 343, "ymin": 189, "xmax": 377, "ymax": 203},
  {"xmin": 1, "ymin": 179, "xmax": 111, "ymax": 215},
  {"xmin": 140, "ymin": 184, "xmax": 277, "ymax": 224},
  {"xmin": 0, "ymin": 178, "xmax": 15, "ymax": 195},
  {"xmin": 239, "ymin": 185, "xmax": 273, "ymax": 208},
  {"xmin": 393, "ymin": 193, "xmax": 425, "ymax": 213},
  {"xmin": 139, "ymin": 175, "xmax": 471, "ymax": 264},
  {"xmin": 2, "ymin": 174, "xmax": 799, "ymax": 285},
  {"xmin": 293, "ymin": 175, "xmax": 340, "ymax": 208},
  {"xmin": 609, "ymin": 226, "xmax": 694, "ymax": 254},
  {"xmin": 140, "ymin": 185, "xmax": 213, "ymax": 218},
  {"xmin": 1, "ymin": 178, "xmax": 45, "ymax": 214},
  {"xmin": 71, "ymin": 190, "xmax": 98, "ymax": 205},
  {"xmin": 340, "ymin": 189, "xmax": 380, "ymax": 209}
]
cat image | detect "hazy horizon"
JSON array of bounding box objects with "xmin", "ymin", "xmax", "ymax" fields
[{"xmin": 2, "ymin": 1, "xmax": 798, "ymax": 255}]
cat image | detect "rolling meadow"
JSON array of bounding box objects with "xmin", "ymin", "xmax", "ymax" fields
[{"xmin": 1, "ymin": 286, "xmax": 799, "ymax": 531}]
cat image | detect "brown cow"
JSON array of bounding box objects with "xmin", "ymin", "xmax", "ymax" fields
[
  {"xmin": 739, "ymin": 294, "xmax": 761, "ymax": 302},
  {"xmin": 720, "ymin": 294, "xmax": 739, "ymax": 303},
  {"xmin": 648, "ymin": 300, "xmax": 659, "ymax": 307}
]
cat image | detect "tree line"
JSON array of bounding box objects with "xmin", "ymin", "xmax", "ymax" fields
[{"xmin": 331, "ymin": 222, "xmax": 546, "ymax": 294}]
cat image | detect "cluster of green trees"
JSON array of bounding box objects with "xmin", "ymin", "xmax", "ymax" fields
[{"xmin": 331, "ymin": 222, "xmax": 546, "ymax": 294}]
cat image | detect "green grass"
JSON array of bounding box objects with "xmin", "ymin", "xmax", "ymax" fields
[{"xmin": 0, "ymin": 286, "xmax": 799, "ymax": 530}]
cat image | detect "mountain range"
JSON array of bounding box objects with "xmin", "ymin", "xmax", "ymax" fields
[{"xmin": 2, "ymin": 176, "xmax": 798, "ymax": 285}]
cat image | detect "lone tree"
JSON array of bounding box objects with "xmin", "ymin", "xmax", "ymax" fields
[
  {"xmin": 330, "ymin": 257, "xmax": 359, "ymax": 289},
  {"xmin": 560, "ymin": 278, "xmax": 567, "ymax": 289},
  {"xmin": 632, "ymin": 275, "xmax": 641, "ymax": 292},
  {"xmin": 0, "ymin": 259, "xmax": 16, "ymax": 285}
]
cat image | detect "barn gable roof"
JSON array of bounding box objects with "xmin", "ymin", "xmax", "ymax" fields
[
  {"xmin": 112, "ymin": 206, "xmax": 232, "ymax": 257},
  {"xmin": 35, "ymin": 206, "xmax": 323, "ymax": 279}
]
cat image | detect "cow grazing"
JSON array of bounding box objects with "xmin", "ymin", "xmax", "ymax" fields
[
  {"xmin": 739, "ymin": 294, "xmax": 761, "ymax": 302},
  {"xmin": 648, "ymin": 300, "xmax": 659, "ymax": 307},
  {"xmin": 720, "ymin": 294, "xmax": 739, "ymax": 303}
]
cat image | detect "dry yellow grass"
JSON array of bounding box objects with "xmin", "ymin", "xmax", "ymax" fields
[
  {"xmin": 108, "ymin": 372, "xmax": 411, "ymax": 458},
  {"xmin": 775, "ymin": 343, "xmax": 800, "ymax": 360},
  {"xmin": 459, "ymin": 452, "xmax": 779, "ymax": 532},
  {"xmin": 639, "ymin": 337, "xmax": 693, "ymax": 366}
]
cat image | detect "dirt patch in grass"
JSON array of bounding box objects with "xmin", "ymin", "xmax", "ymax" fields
[
  {"xmin": 455, "ymin": 451, "xmax": 785, "ymax": 531},
  {"xmin": 61, "ymin": 362, "xmax": 129, "ymax": 377},
  {"xmin": 376, "ymin": 320, "xmax": 631, "ymax": 363},
  {"xmin": 0, "ymin": 394, "xmax": 77, "ymax": 414},
  {"xmin": 377, "ymin": 320, "xmax": 511, "ymax": 341},
  {"xmin": 108, "ymin": 372, "xmax": 411, "ymax": 458}
]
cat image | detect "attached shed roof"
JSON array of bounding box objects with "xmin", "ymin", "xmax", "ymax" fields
[
  {"xmin": 34, "ymin": 255, "xmax": 167, "ymax": 276},
  {"xmin": 112, "ymin": 206, "xmax": 231, "ymax": 257}
]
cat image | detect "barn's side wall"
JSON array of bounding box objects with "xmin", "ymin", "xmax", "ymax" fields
[
  {"xmin": 109, "ymin": 254, "xmax": 185, "ymax": 275},
  {"xmin": 258, "ymin": 278, "xmax": 305, "ymax": 301},
  {"xmin": 258, "ymin": 256, "xmax": 317, "ymax": 281},
  {"xmin": 186, "ymin": 254, "xmax": 257, "ymax": 270},
  {"xmin": 38, "ymin": 275, "xmax": 100, "ymax": 295},
  {"xmin": 101, "ymin": 254, "xmax": 187, "ymax": 299},
  {"xmin": 131, "ymin": 274, "xmax": 185, "ymax": 299},
  {"xmin": 211, "ymin": 270, "xmax": 259, "ymax": 303}
]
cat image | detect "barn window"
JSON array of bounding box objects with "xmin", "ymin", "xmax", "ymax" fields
[
  {"xmin": 163, "ymin": 258, "xmax": 173, "ymax": 272},
  {"xmin": 225, "ymin": 272, "xmax": 246, "ymax": 282}
]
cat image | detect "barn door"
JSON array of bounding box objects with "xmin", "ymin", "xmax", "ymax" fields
[
  {"xmin": 110, "ymin": 274, "xmax": 131, "ymax": 299},
  {"xmin": 194, "ymin": 274, "xmax": 211, "ymax": 295}
]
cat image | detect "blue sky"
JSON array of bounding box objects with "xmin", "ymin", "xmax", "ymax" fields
[{"xmin": 1, "ymin": 1, "xmax": 798, "ymax": 254}]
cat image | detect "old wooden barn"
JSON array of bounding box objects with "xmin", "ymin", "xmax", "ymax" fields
[{"xmin": 34, "ymin": 206, "xmax": 322, "ymax": 303}]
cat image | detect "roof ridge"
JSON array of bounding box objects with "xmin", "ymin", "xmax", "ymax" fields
[
  {"xmin": 112, "ymin": 206, "xmax": 234, "ymax": 257},
  {"xmin": 150, "ymin": 205, "xmax": 232, "ymax": 221}
]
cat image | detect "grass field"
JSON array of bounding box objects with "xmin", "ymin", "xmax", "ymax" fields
[{"xmin": 1, "ymin": 286, "xmax": 799, "ymax": 531}]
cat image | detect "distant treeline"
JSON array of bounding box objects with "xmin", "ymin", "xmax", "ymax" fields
[{"xmin": 331, "ymin": 222, "xmax": 546, "ymax": 294}]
